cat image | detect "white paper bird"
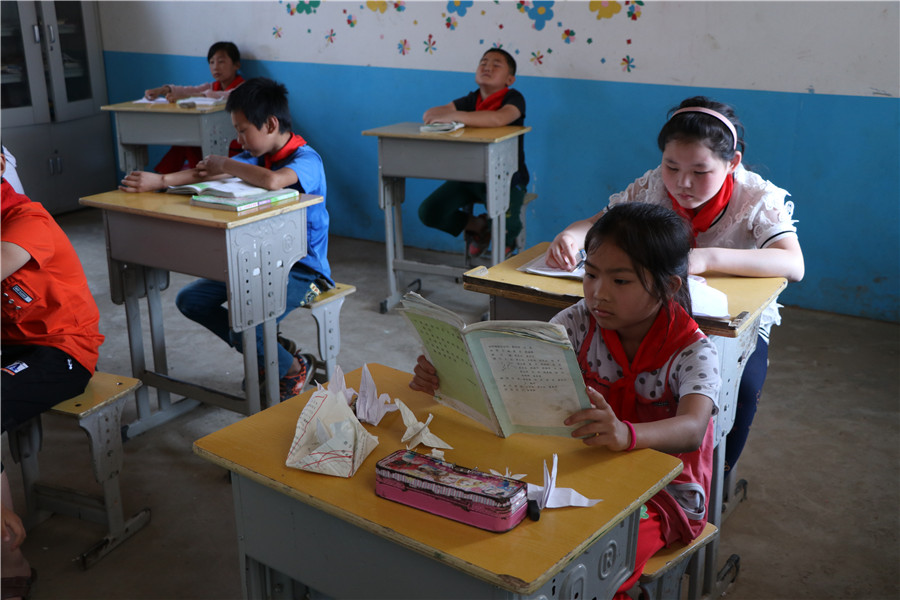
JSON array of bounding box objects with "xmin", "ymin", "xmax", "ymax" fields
[
  {"xmin": 323, "ymin": 364, "xmax": 356, "ymax": 406},
  {"xmin": 355, "ymin": 364, "xmax": 399, "ymax": 425},
  {"xmin": 526, "ymin": 454, "xmax": 602, "ymax": 509},
  {"xmin": 489, "ymin": 467, "xmax": 527, "ymax": 480},
  {"xmin": 394, "ymin": 399, "xmax": 453, "ymax": 451}
]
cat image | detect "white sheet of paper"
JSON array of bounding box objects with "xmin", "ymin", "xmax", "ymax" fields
[
  {"xmin": 688, "ymin": 276, "xmax": 730, "ymax": 319},
  {"xmin": 177, "ymin": 96, "xmax": 224, "ymax": 106},
  {"xmin": 395, "ymin": 399, "xmax": 453, "ymax": 451},
  {"xmin": 526, "ymin": 454, "xmax": 602, "ymax": 509},
  {"xmin": 134, "ymin": 97, "xmax": 169, "ymax": 104},
  {"xmin": 285, "ymin": 386, "xmax": 379, "ymax": 478},
  {"xmin": 355, "ymin": 364, "xmax": 399, "ymax": 425},
  {"xmin": 518, "ymin": 250, "xmax": 585, "ymax": 279}
]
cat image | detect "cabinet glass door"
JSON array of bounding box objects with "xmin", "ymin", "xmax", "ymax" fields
[
  {"xmin": 1, "ymin": 1, "xmax": 50, "ymax": 126},
  {"xmin": 40, "ymin": 1, "xmax": 105, "ymax": 121},
  {"xmin": 53, "ymin": 1, "xmax": 91, "ymax": 102}
]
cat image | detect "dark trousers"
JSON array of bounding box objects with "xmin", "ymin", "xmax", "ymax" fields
[
  {"xmin": 418, "ymin": 180, "xmax": 526, "ymax": 249},
  {"xmin": 2, "ymin": 344, "xmax": 91, "ymax": 433},
  {"xmin": 725, "ymin": 335, "xmax": 769, "ymax": 471}
]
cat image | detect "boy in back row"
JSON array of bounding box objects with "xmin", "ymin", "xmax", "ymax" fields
[
  {"xmin": 419, "ymin": 48, "xmax": 529, "ymax": 257},
  {"xmin": 120, "ymin": 77, "xmax": 332, "ymax": 400}
]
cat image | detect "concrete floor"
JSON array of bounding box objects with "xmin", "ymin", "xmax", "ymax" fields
[{"xmin": 3, "ymin": 207, "xmax": 898, "ymax": 600}]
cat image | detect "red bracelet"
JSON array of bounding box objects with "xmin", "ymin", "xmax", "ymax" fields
[{"xmin": 623, "ymin": 420, "xmax": 636, "ymax": 451}]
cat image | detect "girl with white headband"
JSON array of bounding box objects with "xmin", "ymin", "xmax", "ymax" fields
[{"xmin": 547, "ymin": 96, "xmax": 804, "ymax": 474}]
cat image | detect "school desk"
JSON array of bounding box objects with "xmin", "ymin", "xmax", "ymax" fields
[
  {"xmin": 101, "ymin": 101, "xmax": 234, "ymax": 173},
  {"xmin": 361, "ymin": 122, "xmax": 531, "ymax": 313},
  {"xmin": 193, "ymin": 363, "xmax": 683, "ymax": 600},
  {"xmin": 79, "ymin": 189, "xmax": 323, "ymax": 437},
  {"xmin": 462, "ymin": 241, "xmax": 788, "ymax": 595}
]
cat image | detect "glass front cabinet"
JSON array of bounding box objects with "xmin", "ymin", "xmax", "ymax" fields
[{"xmin": 2, "ymin": 1, "xmax": 116, "ymax": 214}]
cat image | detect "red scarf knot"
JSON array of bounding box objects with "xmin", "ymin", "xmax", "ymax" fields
[
  {"xmin": 668, "ymin": 173, "xmax": 734, "ymax": 240},
  {"xmin": 263, "ymin": 133, "xmax": 307, "ymax": 170},
  {"xmin": 475, "ymin": 87, "xmax": 509, "ymax": 112},
  {"xmin": 212, "ymin": 74, "xmax": 244, "ymax": 92},
  {"xmin": 595, "ymin": 302, "xmax": 702, "ymax": 420}
]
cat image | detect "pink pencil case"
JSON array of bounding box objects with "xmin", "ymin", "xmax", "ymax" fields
[{"xmin": 374, "ymin": 449, "xmax": 527, "ymax": 532}]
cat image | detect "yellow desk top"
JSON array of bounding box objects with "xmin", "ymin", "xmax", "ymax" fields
[
  {"xmin": 101, "ymin": 100, "xmax": 226, "ymax": 114},
  {"xmin": 362, "ymin": 121, "xmax": 531, "ymax": 144},
  {"xmin": 463, "ymin": 242, "xmax": 787, "ymax": 338},
  {"xmin": 79, "ymin": 190, "xmax": 322, "ymax": 230},
  {"xmin": 193, "ymin": 364, "xmax": 682, "ymax": 594}
]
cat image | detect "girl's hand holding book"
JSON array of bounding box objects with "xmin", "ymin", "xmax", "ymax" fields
[
  {"xmin": 565, "ymin": 387, "xmax": 632, "ymax": 451},
  {"xmin": 409, "ymin": 355, "xmax": 440, "ymax": 395}
]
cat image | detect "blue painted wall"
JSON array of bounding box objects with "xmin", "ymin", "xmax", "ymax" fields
[{"xmin": 103, "ymin": 51, "xmax": 900, "ymax": 322}]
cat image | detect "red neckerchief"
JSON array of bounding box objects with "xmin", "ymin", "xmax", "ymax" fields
[
  {"xmin": 1, "ymin": 179, "xmax": 31, "ymax": 215},
  {"xmin": 587, "ymin": 302, "xmax": 701, "ymax": 418},
  {"xmin": 668, "ymin": 173, "xmax": 734, "ymax": 239},
  {"xmin": 212, "ymin": 74, "xmax": 244, "ymax": 92},
  {"xmin": 475, "ymin": 87, "xmax": 509, "ymax": 112},
  {"xmin": 263, "ymin": 133, "xmax": 307, "ymax": 170}
]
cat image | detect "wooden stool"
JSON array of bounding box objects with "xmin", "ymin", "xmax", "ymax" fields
[
  {"xmin": 8, "ymin": 372, "xmax": 151, "ymax": 569},
  {"xmin": 301, "ymin": 282, "xmax": 356, "ymax": 381},
  {"xmin": 637, "ymin": 522, "xmax": 719, "ymax": 600}
]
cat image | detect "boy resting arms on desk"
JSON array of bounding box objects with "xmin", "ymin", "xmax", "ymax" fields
[
  {"xmin": 418, "ymin": 48, "xmax": 529, "ymax": 258},
  {"xmin": 120, "ymin": 77, "xmax": 333, "ymax": 400}
]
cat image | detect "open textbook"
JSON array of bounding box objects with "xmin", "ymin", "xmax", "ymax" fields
[
  {"xmin": 167, "ymin": 177, "xmax": 269, "ymax": 198},
  {"xmin": 399, "ymin": 292, "xmax": 591, "ymax": 438},
  {"xmin": 519, "ymin": 250, "xmax": 729, "ymax": 319}
]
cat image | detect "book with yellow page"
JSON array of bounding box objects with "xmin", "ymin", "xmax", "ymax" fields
[{"xmin": 399, "ymin": 292, "xmax": 591, "ymax": 438}]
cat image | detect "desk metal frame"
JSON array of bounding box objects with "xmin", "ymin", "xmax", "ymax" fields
[
  {"xmin": 81, "ymin": 192, "xmax": 319, "ymax": 437},
  {"xmin": 231, "ymin": 474, "xmax": 643, "ymax": 600},
  {"xmin": 362, "ymin": 123, "xmax": 530, "ymax": 313},
  {"xmin": 101, "ymin": 102, "xmax": 234, "ymax": 173}
]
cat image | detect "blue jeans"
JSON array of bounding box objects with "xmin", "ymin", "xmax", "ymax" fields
[{"xmin": 175, "ymin": 265, "xmax": 321, "ymax": 379}]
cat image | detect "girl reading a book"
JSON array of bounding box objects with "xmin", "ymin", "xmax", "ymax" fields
[{"xmin": 410, "ymin": 202, "xmax": 720, "ymax": 599}]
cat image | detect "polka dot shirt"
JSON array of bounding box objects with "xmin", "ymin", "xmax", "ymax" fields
[{"xmin": 551, "ymin": 300, "xmax": 721, "ymax": 413}]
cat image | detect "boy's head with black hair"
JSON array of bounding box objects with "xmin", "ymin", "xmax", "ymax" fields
[
  {"xmin": 226, "ymin": 77, "xmax": 292, "ymax": 133},
  {"xmin": 207, "ymin": 41, "xmax": 240, "ymax": 64},
  {"xmin": 475, "ymin": 48, "xmax": 516, "ymax": 97},
  {"xmin": 226, "ymin": 77, "xmax": 294, "ymax": 157},
  {"xmin": 482, "ymin": 48, "xmax": 516, "ymax": 76}
]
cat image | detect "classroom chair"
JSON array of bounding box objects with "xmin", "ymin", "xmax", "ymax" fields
[
  {"xmin": 637, "ymin": 522, "xmax": 719, "ymax": 600},
  {"xmin": 279, "ymin": 282, "xmax": 356, "ymax": 383},
  {"xmin": 7, "ymin": 372, "xmax": 151, "ymax": 569}
]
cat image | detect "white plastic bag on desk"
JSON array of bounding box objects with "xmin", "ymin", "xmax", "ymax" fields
[{"xmin": 285, "ymin": 386, "xmax": 379, "ymax": 478}]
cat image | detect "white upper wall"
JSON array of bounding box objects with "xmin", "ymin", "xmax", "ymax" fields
[{"xmin": 99, "ymin": 0, "xmax": 898, "ymax": 98}]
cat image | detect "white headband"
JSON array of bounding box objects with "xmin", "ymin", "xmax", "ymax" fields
[{"xmin": 671, "ymin": 107, "xmax": 737, "ymax": 151}]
